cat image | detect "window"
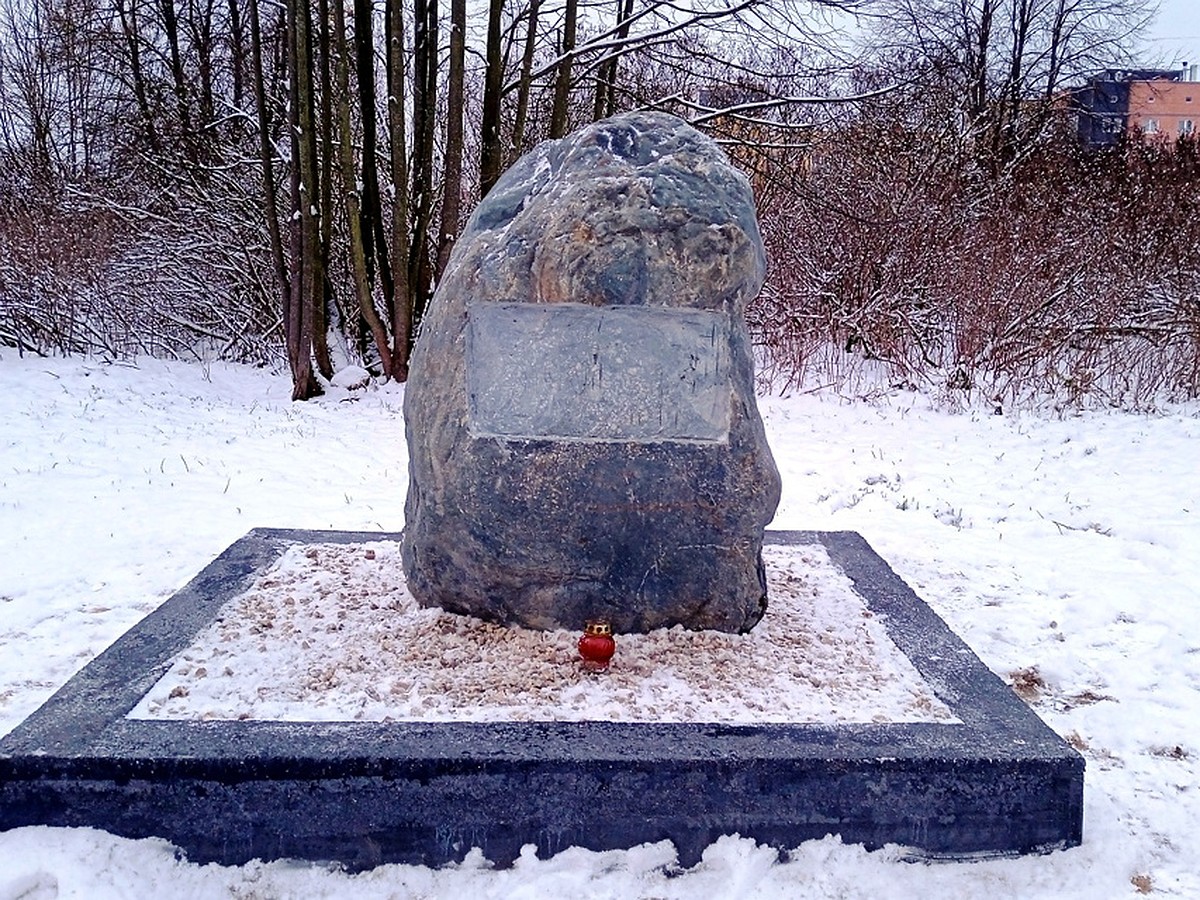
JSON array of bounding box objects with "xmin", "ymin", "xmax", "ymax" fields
[
  {"xmin": 1143, "ymin": 118, "xmax": 1161, "ymax": 133},
  {"xmin": 1180, "ymin": 119, "xmax": 1195, "ymax": 135}
]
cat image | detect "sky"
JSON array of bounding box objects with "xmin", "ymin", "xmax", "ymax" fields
[{"xmin": 1144, "ymin": 0, "xmax": 1200, "ymax": 69}]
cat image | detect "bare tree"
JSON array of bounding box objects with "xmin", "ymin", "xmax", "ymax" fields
[
  {"xmin": 438, "ymin": 0, "xmax": 467, "ymax": 275},
  {"xmin": 479, "ymin": 0, "xmax": 507, "ymax": 197},
  {"xmin": 549, "ymin": 0, "xmax": 578, "ymax": 137},
  {"xmin": 32, "ymin": 0, "xmax": 1169, "ymax": 407},
  {"xmin": 332, "ymin": 0, "xmax": 391, "ymax": 370},
  {"xmin": 869, "ymin": 0, "xmax": 1154, "ymax": 166},
  {"xmin": 387, "ymin": 0, "xmax": 414, "ymax": 380},
  {"xmin": 283, "ymin": 0, "xmax": 321, "ymax": 399},
  {"xmin": 410, "ymin": 0, "xmax": 438, "ymax": 321}
]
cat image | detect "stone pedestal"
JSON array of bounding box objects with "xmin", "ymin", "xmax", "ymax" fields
[{"xmin": 0, "ymin": 529, "xmax": 1085, "ymax": 868}]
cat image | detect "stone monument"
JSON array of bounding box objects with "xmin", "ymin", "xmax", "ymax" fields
[{"xmin": 401, "ymin": 111, "xmax": 781, "ymax": 633}]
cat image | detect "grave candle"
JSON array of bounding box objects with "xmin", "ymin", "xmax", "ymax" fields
[{"xmin": 578, "ymin": 620, "xmax": 616, "ymax": 671}]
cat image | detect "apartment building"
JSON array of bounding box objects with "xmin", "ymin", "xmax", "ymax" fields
[{"xmin": 1073, "ymin": 65, "xmax": 1200, "ymax": 147}]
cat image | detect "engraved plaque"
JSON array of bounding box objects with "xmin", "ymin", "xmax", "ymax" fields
[{"xmin": 466, "ymin": 303, "xmax": 732, "ymax": 442}]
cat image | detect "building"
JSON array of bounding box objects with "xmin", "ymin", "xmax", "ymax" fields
[{"xmin": 1073, "ymin": 66, "xmax": 1200, "ymax": 147}]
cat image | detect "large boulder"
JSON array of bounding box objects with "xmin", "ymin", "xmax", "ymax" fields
[{"xmin": 401, "ymin": 111, "xmax": 781, "ymax": 633}]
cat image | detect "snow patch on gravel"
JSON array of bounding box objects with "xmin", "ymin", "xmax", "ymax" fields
[{"xmin": 130, "ymin": 542, "xmax": 954, "ymax": 724}]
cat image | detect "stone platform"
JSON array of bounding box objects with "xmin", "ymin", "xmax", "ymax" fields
[{"xmin": 0, "ymin": 529, "xmax": 1083, "ymax": 868}]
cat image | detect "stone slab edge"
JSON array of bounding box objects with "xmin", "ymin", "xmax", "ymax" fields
[{"xmin": 0, "ymin": 528, "xmax": 1084, "ymax": 868}]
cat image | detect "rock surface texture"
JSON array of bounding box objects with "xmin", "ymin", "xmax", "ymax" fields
[{"xmin": 401, "ymin": 111, "xmax": 781, "ymax": 633}]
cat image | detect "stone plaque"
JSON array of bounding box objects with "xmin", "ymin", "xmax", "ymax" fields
[{"xmin": 466, "ymin": 302, "xmax": 731, "ymax": 443}]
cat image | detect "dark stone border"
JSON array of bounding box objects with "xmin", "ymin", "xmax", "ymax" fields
[{"xmin": 0, "ymin": 529, "xmax": 1083, "ymax": 869}]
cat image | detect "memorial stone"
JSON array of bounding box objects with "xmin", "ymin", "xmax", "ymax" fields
[{"xmin": 401, "ymin": 111, "xmax": 781, "ymax": 633}]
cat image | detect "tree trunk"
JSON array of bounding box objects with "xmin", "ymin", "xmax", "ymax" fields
[
  {"xmin": 116, "ymin": 0, "xmax": 161, "ymax": 155},
  {"xmin": 594, "ymin": 0, "xmax": 633, "ymax": 120},
  {"xmin": 410, "ymin": 0, "xmax": 437, "ymax": 324},
  {"xmin": 998, "ymin": 0, "xmax": 1034, "ymax": 165},
  {"xmin": 286, "ymin": 0, "xmax": 321, "ymax": 399},
  {"xmin": 438, "ymin": 0, "xmax": 466, "ymax": 276},
  {"xmin": 356, "ymin": 0, "xmax": 393, "ymax": 305},
  {"xmin": 227, "ymin": 0, "xmax": 246, "ymax": 109},
  {"xmin": 479, "ymin": 0, "xmax": 505, "ymax": 197},
  {"xmin": 158, "ymin": 0, "xmax": 195, "ymax": 158},
  {"xmin": 333, "ymin": 0, "xmax": 393, "ymax": 374},
  {"xmin": 387, "ymin": 0, "xmax": 413, "ymax": 380},
  {"xmin": 968, "ymin": 0, "xmax": 995, "ymax": 130},
  {"xmin": 550, "ymin": 0, "xmax": 578, "ymax": 139},
  {"xmin": 312, "ymin": 0, "xmax": 334, "ymax": 379},
  {"xmin": 511, "ymin": 0, "xmax": 541, "ymax": 162},
  {"xmin": 187, "ymin": 0, "xmax": 216, "ymax": 130},
  {"xmin": 248, "ymin": 0, "xmax": 289, "ymax": 333}
]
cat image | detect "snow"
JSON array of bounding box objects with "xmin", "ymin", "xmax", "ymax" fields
[
  {"xmin": 129, "ymin": 541, "xmax": 952, "ymax": 725},
  {"xmin": 330, "ymin": 365, "xmax": 372, "ymax": 390},
  {"xmin": 1, "ymin": 353, "xmax": 1198, "ymax": 897}
]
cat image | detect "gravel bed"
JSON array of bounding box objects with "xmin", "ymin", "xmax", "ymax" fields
[{"xmin": 130, "ymin": 542, "xmax": 954, "ymax": 724}]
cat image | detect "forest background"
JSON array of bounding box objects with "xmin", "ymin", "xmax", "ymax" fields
[{"xmin": 1, "ymin": 0, "xmax": 1196, "ymax": 407}]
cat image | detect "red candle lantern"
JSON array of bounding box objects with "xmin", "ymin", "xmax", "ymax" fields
[{"xmin": 578, "ymin": 620, "xmax": 616, "ymax": 671}]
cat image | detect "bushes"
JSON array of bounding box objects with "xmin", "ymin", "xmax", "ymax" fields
[
  {"xmin": 5, "ymin": 104, "xmax": 1199, "ymax": 410},
  {"xmin": 0, "ymin": 178, "xmax": 278, "ymax": 365},
  {"xmin": 752, "ymin": 128, "xmax": 1200, "ymax": 407}
]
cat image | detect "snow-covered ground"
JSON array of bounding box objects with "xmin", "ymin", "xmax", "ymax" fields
[{"xmin": 0, "ymin": 353, "xmax": 1197, "ymax": 898}]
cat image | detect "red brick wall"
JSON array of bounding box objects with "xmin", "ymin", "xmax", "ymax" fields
[{"xmin": 1128, "ymin": 80, "xmax": 1200, "ymax": 140}]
